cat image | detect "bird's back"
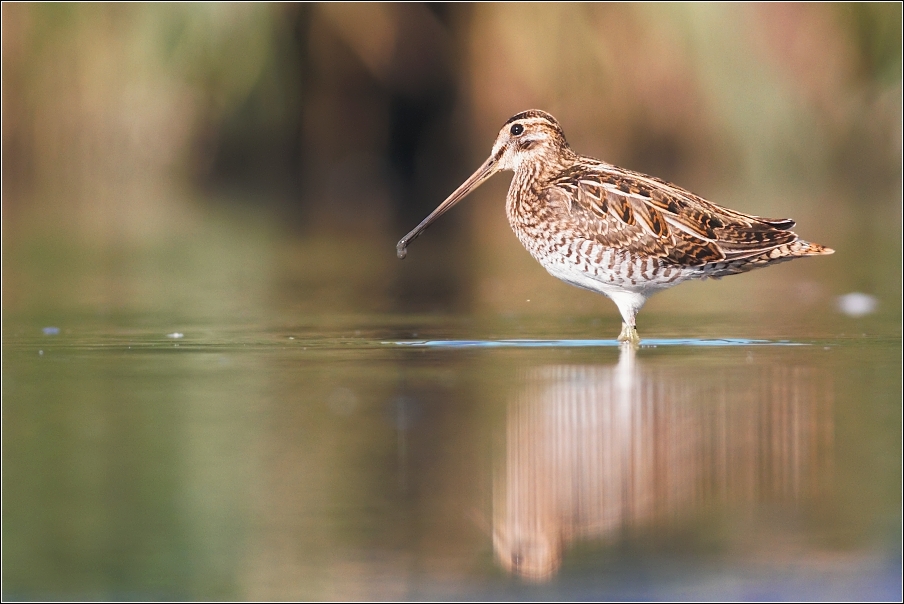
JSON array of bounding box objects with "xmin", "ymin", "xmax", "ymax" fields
[{"xmin": 506, "ymin": 157, "xmax": 833, "ymax": 289}]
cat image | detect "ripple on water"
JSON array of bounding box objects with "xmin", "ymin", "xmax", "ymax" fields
[{"xmin": 384, "ymin": 338, "xmax": 808, "ymax": 349}]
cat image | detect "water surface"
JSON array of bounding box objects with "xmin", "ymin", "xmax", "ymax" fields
[{"xmin": 3, "ymin": 313, "xmax": 900, "ymax": 600}]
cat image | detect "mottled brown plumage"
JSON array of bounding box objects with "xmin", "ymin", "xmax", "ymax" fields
[{"xmin": 397, "ymin": 110, "xmax": 834, "ymax": 342}]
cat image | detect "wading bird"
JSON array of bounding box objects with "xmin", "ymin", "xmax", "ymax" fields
[{"xmin": 397, "ymin": 110, "xmax": 833, "ymax": 343}]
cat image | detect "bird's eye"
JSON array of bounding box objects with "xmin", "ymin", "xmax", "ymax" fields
[{"xmin": 510, "ymin": 123, "xmax": 524, "ymax": 136}]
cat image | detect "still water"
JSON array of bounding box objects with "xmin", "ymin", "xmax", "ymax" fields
[{"xmin": 2, "ymin": 311, "xmax": 900, "ymax": 600}]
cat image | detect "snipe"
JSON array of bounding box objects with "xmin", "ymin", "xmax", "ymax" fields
[{"xmin": 397, "ymin": 110, "xmax": 834, "ymax": 343}]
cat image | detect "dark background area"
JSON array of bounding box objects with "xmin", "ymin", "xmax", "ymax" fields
[{"xmin": 3, "ymin": 2, "xmax": 901, "ymax": 318}]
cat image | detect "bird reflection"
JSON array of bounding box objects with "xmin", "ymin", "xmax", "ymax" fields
[{"xmin": 493, "ymin": 346, "xmax": 833, "ymax": 581}]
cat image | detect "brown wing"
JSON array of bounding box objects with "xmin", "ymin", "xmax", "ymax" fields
[{"xmin": 548, "ymin": 161, "xmax": 800, "ymax": 267}]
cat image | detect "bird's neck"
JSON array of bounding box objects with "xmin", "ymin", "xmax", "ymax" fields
[
  {"xmin": 507, "ymin": 149, "xmax": 576, "ymax": 228},
  {"xmin": 511, "ymin": 145, "xmax": 578, "ymax": 189}
]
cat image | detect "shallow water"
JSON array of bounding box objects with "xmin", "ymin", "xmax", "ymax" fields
[{"xmin": 2, "ymin": 311, "xmax": 900, "ymax": 600}]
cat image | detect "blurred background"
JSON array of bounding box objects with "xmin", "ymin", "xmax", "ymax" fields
[
  {"xmin": 3, "ymin": 3, "xmax": 902, "ymax": 600},
  {"xmin": 3, "ymin": 2, "xmax": 901, "ymax": 321}
]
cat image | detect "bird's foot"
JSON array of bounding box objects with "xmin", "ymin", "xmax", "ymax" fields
[{"xmin": 617, "ymin": 323, "xmax": 640, "ymax": 346}]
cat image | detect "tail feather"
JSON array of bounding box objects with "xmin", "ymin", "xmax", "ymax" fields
[
  {"xmin": 704, "ymin": 239, "xmax": 834, "ymax": 278},
  {"xmin": 749, "ymin": 240, "xmax": 835, "ymax": 264},
  {"xmin": 791, "ymin": 240, "xmax": 835, "ymax": 256}
]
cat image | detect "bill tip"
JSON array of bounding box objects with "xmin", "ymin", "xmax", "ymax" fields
[{"xmin": 396, "ymin": 241, "xmax": 408, "ymax": 259}]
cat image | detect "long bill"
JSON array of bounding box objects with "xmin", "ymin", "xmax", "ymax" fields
[{"xmin": 396, "ymin": 152, "xmax": 501, "ymax": 259}]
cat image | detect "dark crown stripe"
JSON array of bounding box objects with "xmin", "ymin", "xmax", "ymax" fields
[{"xmin": 505, "ymin": 110, "xmax": 561, "ymax": 129}]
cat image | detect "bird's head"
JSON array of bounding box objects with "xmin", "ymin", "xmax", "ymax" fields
[
  {"xmin": 396, "ymin": 110, "xmax": 571, "ymax": 258},
  {"xmin": 490, "ymin": 110, "xmax": 571, "ymax": 172}
]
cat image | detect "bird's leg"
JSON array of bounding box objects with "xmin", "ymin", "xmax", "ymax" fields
[
  {"xmin": 609, "ymin": 292, "xmax": 645, "ymax": 345},
  {"xmin": 617, "ymin": 322, "xmax": 640, "ymax": 345}
]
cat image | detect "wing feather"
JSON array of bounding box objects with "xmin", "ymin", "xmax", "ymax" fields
[{"xmin": 548, "ymin": 160, "xmax": 803, "ymax": 267}]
